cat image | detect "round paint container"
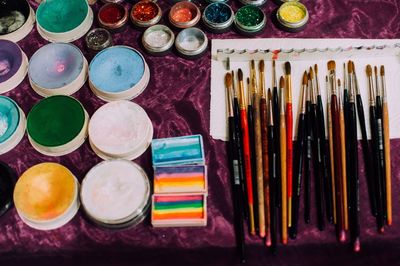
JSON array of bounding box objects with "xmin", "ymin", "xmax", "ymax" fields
[
  {"xmin": 81, "ymin": 160, "xmax": 150, "ymax": 229},
  {"xmin": 36, "ymin": 0, "xmax": 94, "ymax": 43},
  {"xmin": 276, "ymin": 1, "xmax": 309, "ymax": 32},
  {"xmin": 0, "ymin": 96, "xmax": 26, "ymax": 155},
  {"xmin": 169, "ymin": 1, "xmax": 201, "ymax": 29},
  {"xmin": 98, "ymin": 3, "xmax": 128, "ymax": 31},
  {"xmin": 28, "ymin": 43, "xmax": 88, "ymax": 97},
  {"xmin": 27, "ymin": 95, "xmax": 88, "ymax": 156},
  {"xmin": 0, "ymin": 161, "xmax": 17, "ymax": 218},
  {"xmin": 142, "ymin": 24, "xmax": 175, "ymax": 56},
  {"xmin": 88, "ymin": 100, "xmax": 153, "ymax": 160},
  {"xmin": 202, "ymin": 3, "xmax": 234, "ymax": 33},
  {"xmin": 175, "ymin": 27, "xmax": 208, "ymax": 59},
  {"xmin": 89, "ymin": 46, "xmax": 150, "ymax": 102},
  {"xmin": 0, "ymin": 0, "xmax": 36, "ymax": 42},
  {"xmin": 238, "ymin": 0, "xmax": 267, "ymax": 6},
  {"xmin": 131, "ymin": 1, "xmax": 162, "ymax": 28},
  {"xmin": 0, "ymin": 40, "xmax": 28, "ymax": 94},
  {"xmin": 14, "ymin": 163, "xmax": 79, "ymax": 230},
  {"xmin": 234, "ymin": 5, "xmax": 266, "ymax": 36},
  {"xmin": 85, "ymin": 28, "xmax": 113, "ymax": 53}
]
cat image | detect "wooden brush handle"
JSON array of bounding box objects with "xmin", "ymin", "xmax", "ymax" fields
[
  {"xmin": 382, "ymin": 103, "xmax": 392, "ymax": 225},
  {"xmin": 327, "ymin": 104, "xmax": 337, "ymax": 225},
  {"xmin": 280, "ymin": 112, "xmax": 287, "ymax": 244},
  {"xmin": 339, "ymin": 107, "xmax": 348, "ymax": 231}
]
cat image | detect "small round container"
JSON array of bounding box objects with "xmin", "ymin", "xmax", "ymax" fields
[
  {"xmin": 234, "ymin": 5, "xmax": 266, "ymax": 36},
  {"xmin": 14, "ymin": 163, "xmax": 80, "ymax": 230},
  {"xmin": 0, "ymin": 96, "xmax": 26, "ymax": 155},
  {"xmin": 0, "ymin": 161, "xmax": 17, "ymax": 218},
  {"xmin": 27, "ymin": 95, "xmax": 88, "ymax": 156},
  {"xmin": 80, "ymin": 160, "xmax": 150, "ymax": 229},
  {"xmin": 89, "ymin": 46, "xmax": 150, "ymax": 102},
  {"xmin": 238, "ymin": 0, "xmax": 267, "ymax": 6},
  {"xmin": 36, "ymin": 0, "xmax": 93, "ymax": 43},
  {"xmin": 28, "ymin": 43, "xmax": 88, "ymax": 97},
  {"xmin": 142, "ymin": 25, "xmax": 175, "ymax": 56},
  {"xmin": 0, "ymin": 0, "xmax": 36, "ymax": 42},
  {"xmin": 202, "ymin": 3, "xmax": 234, "ymax": 33},
  {"xmin": 131, "ymin": 1, "xmax": 162, "ymax": 28},
  {"xmin": 276, "ymin": 1, "xmax": 309, "ymax": 32},
  {"xmin": 85, "ymin": 28, "xmax": 113, "ymax": 53},
  {"xmin": 175, "ymin": 27, "xmax": 208, "ymax": 59},
  {"xmin": 0, "ymin": 40, "xmax": 28, "ymax": 94},
  {"xmin": 88, "ymin": 100, "xmax": 153, "ymax": 160},
  {"xmin": 273, "ymin": 0, "xmax": 299, "ymax": 5},
  {"xmin": 98, "ymin": 2, "xmax": 128, "ymax": 31},
  {"xmin": 169, "ymin": 1, "xmax": 201, "ymax": 29}
]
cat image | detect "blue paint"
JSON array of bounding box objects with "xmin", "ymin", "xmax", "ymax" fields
[
  {"xmin": 89, "ymin": 46, "xmax": 145, "ymax": 93},
  {"xmin": 0, "ymin": 96, "xmax": 20, "ymax": 144},
  {"xmin": 29, "ymin": 43, "xmax": 84, "ymax": 89},
  {"xmin": 155, "ymin": 165, "xmax": 205, "ymax": 174},
  {"xmin": 205, "ymin": 3, "xmax": 231, "ymax": 24}
]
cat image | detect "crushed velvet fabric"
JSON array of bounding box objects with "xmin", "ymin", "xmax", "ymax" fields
[{"xmin": 1, "ymin": 0, "xmax": 400, "ymax": 265}]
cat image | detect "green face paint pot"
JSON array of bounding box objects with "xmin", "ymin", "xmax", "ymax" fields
[
  {"xmin": 234, "ymin": 5, "xmax": 266, "ymax": 36},
  {"xmin": 36, "ymin": 0, "xmax": 94, "ymax": 43},
  {"xmin": 27, "ymin": 95, "xmax": 89, "ymax": 156}
]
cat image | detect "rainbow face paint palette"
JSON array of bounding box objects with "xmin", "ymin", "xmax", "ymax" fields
[
  {"xmin": 151, "ymin": 135, "xmax": 205, "ymax": 166},
  {"xmin": 0, "ymin": 96, "xmax": 26, "ymax": 155},
  {"xmin": 80, "ymin": 160, "xmax": 150, "ymax": 229},
  {"xmin": 0, "ymin": 161, "xmax": 16, "ymax": 218},
  {"xmin": 0, "ymin": 0, "xmax": 35, "ymax": 42},
  {"xmin": 36, "ymin": 0, "xmax": 93, "ymax": 43},
  {"xmin": 89, "ymin": 46, "xmax": 150, "ymax": 102},
  {"xmin": 27, "ymin": 95, "xmax": 88, "ymax": 156},
  {"xmin": 13, "ymin": 163, "xmax": 80, "ymax": 230},
  {"xmin": 0, "ymin": 40, "xmax": 28, "ymax": 94},
  {"xmin": 28, "ymin": 43, "xmax": 88, "ymax": 97},
  {"xmin": 151, "ymin": 194, "xmax": 207, "ymax": 227},
  {"xmin": 89, "ymin": 100, "xmax": 153, "ymax": 160}
]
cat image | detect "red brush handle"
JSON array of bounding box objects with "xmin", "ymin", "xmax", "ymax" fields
[
  {"xmin": 286, "ymin": 103, "xmax": 293, "ymax": 198},
  {"xmin": 240, "ymin": 109, "xmax": 254, "ymax": 204}
]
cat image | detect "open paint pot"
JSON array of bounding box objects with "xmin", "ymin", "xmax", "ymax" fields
[
  {"xmin": 169, "ymin": 1, "xmax": 200, "ymax": 29},
  {"xmin": 88, "ymin": 100, "xmax": 153, "ymax": 160},
  {"xmin": 81, "ymin": 160, "xmax": 150, "ymax": 229},
  {"xmin": 142, "ymin": 24, "xmax": 175, "ymax": 56},
  {"xmin": 98, "ymin": 2, "xmax": 128, "ymax": 32},
  {"xmin": 27, "ymin": 95, "xmax": 88, "ymax": 156},
  {"xmin": 0, "ymin": 96, "xmax": 26, "ymax": 155},
  {"xmin": 238, "ymin": 0, "xmax": 267, "ymax": 6},
  {"xmin": 0, "ymin": 161, "xmax": 16, "ymax": 218},
  {"xmin": 28, "ymin": 43, "xmax": 88, "ymax": 97},
  {"xmin": 0, "ymin": 0, "xmax": 36, "ymax": 42},
  {"xmin": 89, "ymin": 46, "xmax": 150, "ymax": 102},
  {"xmin": 275, "ymin": 1, "xmax": 309, "ymax": 32},
  {"xmin": 131, "ymin": 1, "xmax": 162, "ymax": 28},
  {"xmin": 175, "ymin": 27, "xmax": 208, "ymax": 59},
  {"xmin": 234, "ymin": 5, "xmax": 266, "ymax": 36},
  {"xmin": 14, "ymin": 163, "xmax": 80, "ymax": 230},
  {"xmin": 85, "ymin": 28, "xmax": 113, "ymax": 53},
  {"xmin": 36, "ymin": 0, "xmax": 94, "ymax": 43},
  {"xmin": 202, "ymin": 2, "xmax": 234, "ymax": 33},
  {"xmin": 0, "ymin": 40, "xmax": 28, "ymax": 94}
]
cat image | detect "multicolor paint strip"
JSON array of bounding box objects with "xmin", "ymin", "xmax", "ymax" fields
[
  {"xmin": 154, "ymin": 165, "xmax": 207, "ymax": 194},
  {"xmin": 152, "ymin": 194, "xmax": 207, "ymax": 227}
]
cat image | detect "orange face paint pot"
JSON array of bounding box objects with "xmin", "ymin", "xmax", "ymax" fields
[
  {"xmin": 130, "ymin": 0, "xmax": 162, "ymax": 28},
  {"xmin": 169, "ymin": 1, "xmax": 200, "ymax": 29}
]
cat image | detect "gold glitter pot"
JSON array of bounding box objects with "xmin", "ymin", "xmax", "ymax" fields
[
  {"xmin": 142, "ymin": 24, "xmax": 175, "ymax": 55},
  {"xmin": 276, "ymin": 1, "xmax": 309, "ymax": 32}
]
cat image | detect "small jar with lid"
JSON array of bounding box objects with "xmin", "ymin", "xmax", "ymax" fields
[
  {"xmin": 131, "ymin": 1, "xmax": 162, "ymax": 28},
  {"xmin": 142, "ymin": 24, "xmax": 175, "ymax": 56},
  {"xmin": 98, "ymin": 2, "xmax": 128, "ymax": 31},
  {"xmin": 175, "ymin": 27, "xmax": 208, "ymax": 59},
  {"xmin": 85, "ymin": 28, "xmax": 113, "ymax": 54},
  {"xmin": 202, "ymin": 2, "xmax": 234, "ymax": 33},
  {"xmin": 234, "ymin": 5, "xmax": 266, "ymax": 36},
  {"xmin": 275, "ymin": 1, "xmax": 309, "ymax": 32},
  {"xmin": 169, "ymin": 1, "xmax": 201, "ymax": 29}
]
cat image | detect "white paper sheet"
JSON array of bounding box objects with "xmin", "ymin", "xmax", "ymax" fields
[{"xmin": 210, "ymin": 38, "xmax": 400, "ymax": 141}]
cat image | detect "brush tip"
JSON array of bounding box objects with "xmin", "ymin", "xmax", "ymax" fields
[
  {"xmin": 380, "ymin": 65, "xmax": 385, "ymax": 76},
  {"xmin": 309, "ymin": 67, "xmax": 314, "ymax": 79},
  {"xmin": 302, "ymin": 71, "xmax": 308, "ymax": 85},
  {"xmin": 353, "ymin": 238, "xmax": 361, "ymax": 252},
  {"xmin": 225, "ymin": 73, "xmax": 232, "ymax": 88},
  {"xmin": 374, "ymin": 66, "xmax": 378, "ymax": 75},
  {"xmin": 338, "ymin": 78, "xmax": 341, "ymax": 87},
  {"xmin": 327, "ymin": 60, "xmax": 336, "ymax": 71},
  {"xmin": 272, "ymin": 60, "xmax": 275, "ymax": 67},
  {"xmin": 280, "ymin": 76, "xmax": 285, "ymax": 88},
  {"xmin": 314, "ymin": 64, "xmax": 318, "ymax": 74},
  {"xmin": 268, "ymin": 88, "xmax": 272, "ymax": 100},
  {"xmin": 285, "ymin": 61, "xmax": 291, "ymax": 74},
  {"xmin": 238, "ymin": 69, "xmax": 243, "ymax": 80},
  {"xmin": 259, "ymin": 60, "xmax": 264, "ymax": 72},
  {"xmin": 366, "ymin": 65, "xmax": 372, "ymax": 76},
  {"xmin": 348, "ymin": 60, "xmax": 353, "ymax": 73}
]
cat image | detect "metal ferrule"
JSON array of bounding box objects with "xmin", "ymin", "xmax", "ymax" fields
[
  {"xmin": 272, "ymin": 62, "xmax": 277, "ymax": 88},
  {"xmin": 227, "ymin": 79, "xmax": 233, "ymax": 117},
  {"xmin": 375, "ymin": 72, "xmax": 381, "ymax": 97},
  {"xmin": 338, "ymin": 82, "xmax": 343, "ymax": 110},
  {"xmin": 310, "ymin": 77, "xmax": 316, "ymax": 104},
  {"xmin": 330, "ymin": 72, "xmax": 337, "ymax": 95},
  {"xmin": 326, "ymin": 76, "xmax": 331, "ymax": 104},
  {"xmin": 239, "ymin": 79, "xmax": 246, "ymax": 109},
  {"xmin": 348, "ymin": 73, "xmax": 355, "ymax": 103},
  {"xmin": 247, "ymin": 78, "xmax": 252, "ymax": 106},
  {"xmin": 368, "ymin": 76, "xmax": 375, "ymax": 106},
  {"xmin": 280, "ymin": 87, "xmax": 285, "ymax": 115},
  {"xmin": 315, "ymin": 74, "xmax": 320, "ymax": 96},
  {"xmin": 301, "ymin": 84, "xmax": 307, "ymax": 114},
  {"xmin": 343, "ymin": 63, "xmax": 348, "ymax": 92},
  {"xmin": 381, "ymin": 74, "xmax": 387, "ymax": 103},
  {"xmin": 286, "ymin": 74, "xmax": 292, "ymax": 102},
  {"xmin": 268, "ymin": 99, "xmax": 274, "ymax": 126}
]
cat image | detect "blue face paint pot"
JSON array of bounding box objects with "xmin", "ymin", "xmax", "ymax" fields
[{"xmin": 202, "ymin": 2, "xmax": 234, "ymax": 33}]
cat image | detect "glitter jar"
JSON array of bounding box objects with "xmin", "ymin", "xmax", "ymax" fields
[
  {"xmin": 169, "ymin": 1, "xmax": 201, "ymax": 29},
  {"xmin": 142, "ymin": 25, "xmax": 175, "ymax": 56},
  {"xmin": 175, "ymin": 27, "xmax": 208, "ymax": 59},
  {"xmin": 85, "ymin": 28, "xmax": 113, "ymax": 54},
  {"xmin": 234, "ymin": 5, "xmax": 266, "ymax": 36},
  {"xmin": 238, "ymin": 0, "xmax": 267, "ymax": 7},
  {"xmin": 276, "ymin": 1, "xmax": 308, "ymax": 32},
  {"xmin": 202, "ymin": 3, "xmax": 234, "ymax": 33},
  {"xmin": 130, "ymin": 1, "xmax": 162, "ymax": 28},
  {"xmin": 98, "ymin": 2, "xmax": 128, "ymax": 31}
]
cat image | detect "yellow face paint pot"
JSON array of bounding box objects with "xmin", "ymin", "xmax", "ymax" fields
[
  {"xmin": 276, "ymin": 2, "xmax": 309, "ymax": 32},
  {"xmin": 13, "ymin": 162, "xmax": 79, "ymax": 230}
]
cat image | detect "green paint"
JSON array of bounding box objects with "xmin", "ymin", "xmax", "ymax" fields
[
  {"xmin": 235, "ymin": 5, "xmax": 264, "ymax": 27},
  {"xmin": 154, "ymin": 201, "xmax": 203, "ymax": 210},
  {"xmin": 27, "ymin": 96, "xmax": 85, "ymax": 147},
  {"xmin": 37, "ymin": 0, "xmax": 88, "ymax": 33}
]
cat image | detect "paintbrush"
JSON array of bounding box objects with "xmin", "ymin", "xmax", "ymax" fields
[
  {"xmin": 304, "ymin": 71, "xmax": 312, "ymax": 224},
  {"xmin": 285, "ymin": 62, "xmax": 293, "ymax": 228},
  {"xmin": 238, "ymin": 69, "xmax": 256, "ymax": 235},
  {"xmin": 289, "ymin": 71, "xmax": 307, "ymax": 240},
  {"xmin": 343, "ymin": 63, "xmax": 351, "ymax": 230},
  {"xmin": 272, "ymin": 60, "xmax": 281, "ymax": 208},
  {"xmin": 380, "ymin": 65, "xmax": 392, "ymax": 226}
]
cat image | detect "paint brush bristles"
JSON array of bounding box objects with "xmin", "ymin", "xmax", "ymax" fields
[{"xmin": 225, "ymin": 73, "xmax": 233, "ymax": 117}]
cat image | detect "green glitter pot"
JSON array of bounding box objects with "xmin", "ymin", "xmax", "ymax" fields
[
  {"xmin": 234, "ymin": 5, "xmax": 266, "ymax": 36},
  {"xmin": 202, "ymin": 3, "xmax": 234, "ymax": 33}
]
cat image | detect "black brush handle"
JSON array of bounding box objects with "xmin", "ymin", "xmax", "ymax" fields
[
  {"xmin": 304, "ymin": 101, "xmax": 312, "ymax": 224},
  {"xmin": 356, "ymin": 95, "xmax": 377, "ymax": 216},
  {"xmin": 268, "ymin": 124, "xmax": 277, "ymax": 253},
  {"xmin": 376, "ymin": 96, "xmax": 386, "ymax": 220},
  {"xmin": 248, "ymin": 105, "xmax": 259, "ymax": 232},
  {"xmin": 273, "ymin": 87, "xmax": 281, "ymax": 207}
]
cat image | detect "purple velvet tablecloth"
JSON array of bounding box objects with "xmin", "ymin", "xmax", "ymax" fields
[{"xmin": 1, "ymin": 0, "xmax": 400, "ymax": 265}]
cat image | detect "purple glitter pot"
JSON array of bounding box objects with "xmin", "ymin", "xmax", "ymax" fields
[{"xmin": 202, "ymin": 3, "xmax": 233, "ymax": 34}]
